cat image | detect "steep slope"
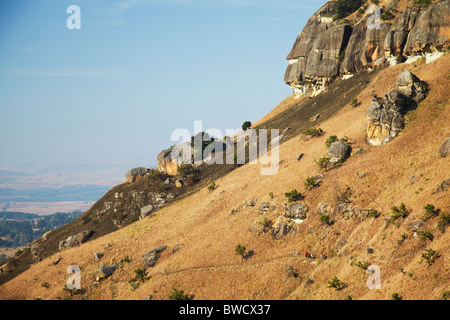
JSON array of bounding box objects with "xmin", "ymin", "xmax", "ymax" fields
[{"xmin": 0, "ymin": 53, "xmax": 448, "ymax": 300}]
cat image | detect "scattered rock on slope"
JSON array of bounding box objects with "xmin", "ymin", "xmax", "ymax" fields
[
  {"xmin": 439, "ymin": 137, "xmax": 450, "ymax": 157},
  {"xmin": 142, "ymin": 245, "xmax": 167, "ymax": 268},
  {"xmin": 59, "ymin": 229, "xmax": 94, "ymax": 251}
]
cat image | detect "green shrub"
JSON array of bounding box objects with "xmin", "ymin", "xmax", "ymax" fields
[
  {"xmin": 130, "ymin": 268, "xmax": 148, "ymax": 283},
  {"xmin": 390, "ymin": 203, "xmax": 409, "ymax": 223},
  {"xmin": 235, "ymin": 244, "xmax": 247, "ymax": 259},
  {"xmin": 422, "ymin": 204, "xmax": 438, "ymax": 221},
  {"xmin": 242, "ymin": 121, "xmax": 252, "ymax": 131},
  {"xmin": 391, "ymin": 293, "xmax": 402, "ymax": 300},
  {"xmin": 315, "ymin": 156, "xmax": 331, "ymax": 170},
  {"xmin": 350, "ymin": 98, "xmax": 358, "ymax": 107},
  {"xmin": 438, "ymin": 212, "xmax": 450, "ymax": 233},
  {"xmin": 319, "ymin": 214, "xmax": 331, "ymax": 225},
  {"xmin": 412, "ymin": 0, "xmax": 431, "ymax": 7},
  {"xmin": 284, "ymin": 189, "xmax": 304, "ymax": 202},
  {"xmin": 367, "ymin": 210, "xmax": 380, "ymax": 218},
  {"xmin": 41, "ymin": 282, "xmax": 51, "ymax": 288},
  {"xmin": 332, "ymin": 0, "xmax": 364, "ymax": 20},
  {"xmin": 178, "ymin": 164, "xmax": 194, "ymax": 177},
  {"xmin": 304, "ymin": 176, "xmax": 318, "ymax": 190},
  {"xmin": 325, "ymin": 135, "xmax": 339, "ymax": 148},
  {"xmin": 259, "ymin": 218, "xmax": 272, "ymax": 232},
  {"xmin": 208, "ymin": 182, "xmax": 216, "ymax": 191},
  {"xmin": 418, "ymin": 230, "xmax": 434, "ymax": 242},
  {"xmin": 169, "ymin": 288, "xmax": 188, "ymax": 300},
  {"xmin": 327, "ymin": 276, "xmax": 346, "ymax": 290},
  {"xmin": 15, "ymin": 249, "xmax": 24, "ymax": 257},
  {"xmin": 302, "ymin": 127, "xmax": 324, "ymax": 137},
  {"xmin": 420, "ymin": 248, "xmax": 440, "ymax": 266},
  {"xmin": 354, "ymin": 261, "xmax": 370, "ymax": 270}
]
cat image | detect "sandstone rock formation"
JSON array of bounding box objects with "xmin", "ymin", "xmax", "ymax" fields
[
  {"xmin": 366, "ymin": 71, "xmax": 426, "ymax": 145},
  {"xmin": 285, "ymin": 0, "xmax": 449, "ymax": 97}
]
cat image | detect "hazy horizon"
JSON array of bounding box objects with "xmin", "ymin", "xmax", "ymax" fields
[{"xmin": 0, "ymin": 0, "xmax": 325, "ymax": 186}]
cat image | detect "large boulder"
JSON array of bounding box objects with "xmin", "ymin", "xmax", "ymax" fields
[
  {"xmin": 327, "ymin": 141, "xmax": 351, "ymax": 160},
  {"xmin": 125, "ymin": 167, "xmax": 150, "ymax": 183},
  {"xmin": 395, "ymin": 71, "xmax": 427, "ymax": 103},
  {"xmin": 59, "ymin": 230, "xmax": 94, "ymax": 251},
  {"xmin": 140, "ymin": 204, "xmax": 154, "ymax": 219}
]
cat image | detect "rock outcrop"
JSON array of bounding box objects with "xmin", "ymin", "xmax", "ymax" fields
[
  {"xmin": 327, "ymin": 141, "xmax": 351, "ymax": 161},
  {"xmin": 366, "ymin": 71, "xmax": 426, "ymax": 145},
  {"xmin": 125, "ymin": 167, "xmax": 150, "ymax": 183},
  {"xmin": 142, "ymin": 245, "xmax": 167, "ymax": 268},
  {"xmin": 285, "ymin": 0, "xmax": 449, "ymax": 97},
  {"xmin": 59, "ymin": 229, "xmax": 94, "ymax": 251}
]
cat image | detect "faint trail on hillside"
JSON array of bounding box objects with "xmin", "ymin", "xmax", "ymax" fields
[{"xmin": 153, "ymin": 253, "xmax": 319, "ymax": 278}]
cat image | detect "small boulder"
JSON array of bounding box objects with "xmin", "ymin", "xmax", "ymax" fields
[
  {"xmin": 97, "ymin": 264, "xmax": 117, "ymax": 280},
  {"xmin": 142, "ymin": 245, "xmax": 167, "ymax": 268},
  {"xmin": 439, "ymin": 138, "xmax": 450, "ymax": 157},
  {"xmin": 140, "ymin": 204, "xmax": 154, "ymax": 219},
  {"xmin": 94, "ymin": 252, "xmax": 104, "ymax": 262},
  {"xmin": 175, "ymin": 180, "xmax": 184, "ymax": 188}
]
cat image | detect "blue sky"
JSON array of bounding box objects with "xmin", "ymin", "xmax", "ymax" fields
[{"xmin": 0, "ymin": 0, "xmax": 325, "ymax": 181}]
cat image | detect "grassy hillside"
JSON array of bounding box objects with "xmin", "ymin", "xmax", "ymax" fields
[{"xmin": 0, "ymin": 53, "xmax": 448, "ymax": 300}]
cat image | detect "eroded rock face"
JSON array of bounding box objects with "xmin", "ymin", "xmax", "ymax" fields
[
  {"xmin": 439, "ymin": 138, "xmax": 450, "ymax": 157},
  {"xmin": 285, "ymin": 0, "xmax": 449, "ymax": 96},
  {"xmin": 157, "ymin": 142, "xmax": 193, "ymax": 176},
  {"xmin": 366, "ymin": 71, "xmax": 426, "ymax": 145},
  {"xmin": 142, "ymin": 245, "xmax": 167, "ymax": 268},
  {"xmin": 366, "ymin": 92, "xmax": 407, "ymax": 145}
]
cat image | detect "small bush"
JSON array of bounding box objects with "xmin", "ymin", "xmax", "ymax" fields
[
  {"xmin": 259, "ymin": 218, "xmax": 273, "ymax": 232},
  {"xmin": 235, "ymin": 244, "xmax": 247, "ymax": 259},
  {"xmin": 15, "ymin": 249, "xmax": 24, "ymax": 257},
  {"xmin": 130, "ymin": 268, "xmax": 148, "ymax": 283},
  {"xmin": 354, "ymin": 261, "xmax": 370, "ymax": 270},
  {"xmin": 242, "ymin": 121, "xmax": 252, "ymax": 131},
  {"xmin": 367, "ymin": 210, "xmax": 380, "ymax": 218},
  {"xmin": 412, "ymin": 0, "xmax": 431, "ymax": 7},
  {"xmin": 350, "ymin": 98, "xmax": 358, "ymax": 107},
  {"xmin": 208, "ymin": 182, "xmax": 216, "ymax": 191},
  {"xmin": 284, "ymin": 189, "xmax": 304, "ymax": 202},
  {"xmin": 391, "ymin": 293, "xmax": 402, "ymax": 300},
  {"xmin": 178, "ymin": 164, "xmax": 194, "ymax": 177},
  {"xmin": 420, "ymin": 248, "xmax": 440, "ymax": 266},
  {"xmin": 327, "ymin": 276, "xmax": 346, "ymax": 290},
  {"xmin": 390, "ymin": 203, "xmax": 409, "ymax": 223},
  {"xmin": 41, "ymin": 282, "xmax": 51, "ymax": 288},
  {"xmin": 422, "ymin": 204, "xmax": 438, "ymax": 221},
  {"xmin": 325, "ymin": 135, "xmax": 339, "ymax": 148},
  {"xmin": 319, "ymin": 214, "xmax": 331, "ymax": 226},
  {"xmin": 304, "ymin": 176, "xmax": 318, "ymax": 190},
  {"xmin": 169, "ymin": 288, "xmax": 188, "ymax": 300},
  {"xmin": 302, "ymin": 127, "xmax": 324, "ymax": 137},
  {"xmin": 315, "ymin": 156, "xmax": 331, "ymax": 170},
  {"xmin": 438, "ymin": 212, "xmax": 450, "ymax": 232},
  {"xmin": 418, "ymin": 230, "xmax": 434, "ymax": 242}
]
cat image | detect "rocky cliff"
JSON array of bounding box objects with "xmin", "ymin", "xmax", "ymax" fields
[{"xmin": 285, "ymin": 0, "xmax": 450, "ymax": 96}]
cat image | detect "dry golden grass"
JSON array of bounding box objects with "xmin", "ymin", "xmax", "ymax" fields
[{"xmin": 0, "ymin": 54, "xmax": 448, "ymax": 301}]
